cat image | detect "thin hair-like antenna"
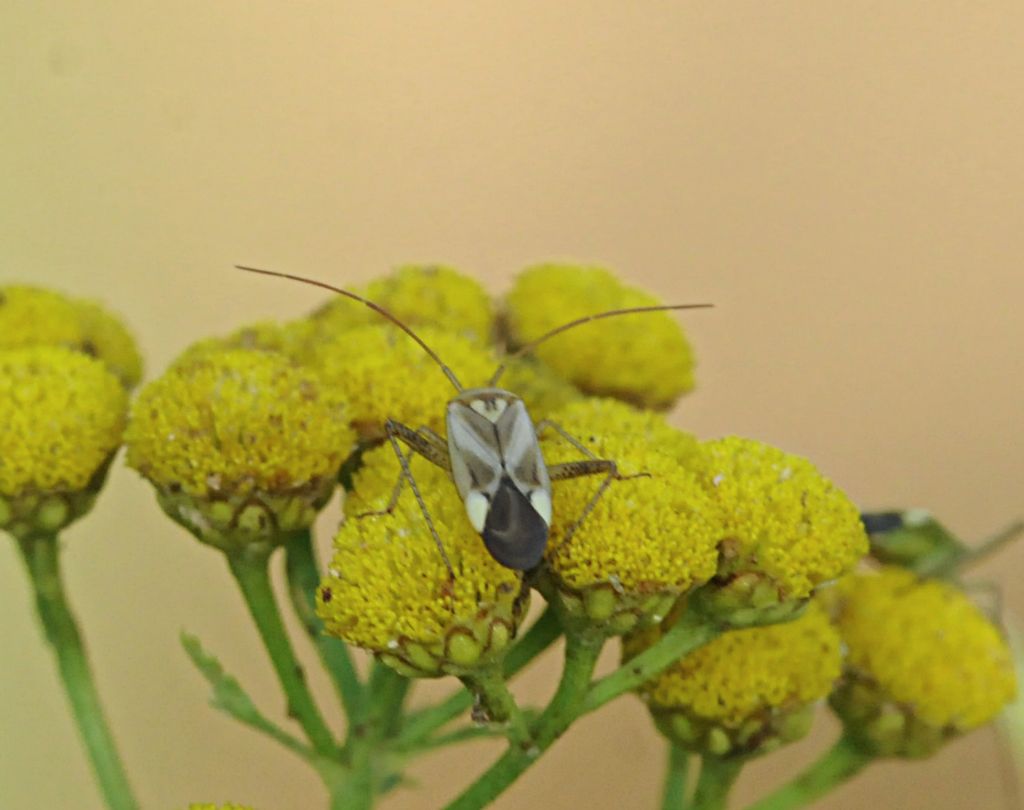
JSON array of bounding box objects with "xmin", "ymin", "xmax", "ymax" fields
[
  {"xmin": 489, "ymin": 303, "xmax": 713, "ymax": 386},
  {"xmin": 235, "ymin": 265, "xmax": 464, "ymax": 391}
]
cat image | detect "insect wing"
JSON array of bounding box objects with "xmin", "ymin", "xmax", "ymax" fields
[{"xmin": 446, "ymin": 396, "xmax": 551, "ymax": 569}]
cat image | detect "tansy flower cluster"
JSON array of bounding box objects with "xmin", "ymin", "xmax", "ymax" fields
[
  {"xmin": 628, "ymin": 602, "xmax": 842, "ymax": 757},
  {"xmin": 827, "ymin": 566, "xmax": 1016, "ymax": 758},
  {"xmin": 6, "ymin": 267, "xmax": 1017, "ymax": 810}
]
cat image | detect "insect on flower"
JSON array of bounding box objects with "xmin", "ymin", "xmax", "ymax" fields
[{"xmin": 236, "ymin": 265, "xmax": 711, "ymax": 576}]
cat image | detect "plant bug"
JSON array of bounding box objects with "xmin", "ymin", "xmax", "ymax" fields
[{"xmin": 236, "ymin": 265, "xmax": 711, "ymax": 576}]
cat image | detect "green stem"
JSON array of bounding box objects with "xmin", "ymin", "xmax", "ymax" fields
[
  {"xmin": 445, "ymin": 628, "xmax": 604, "ymax": 810},
  {"xmin": 368, "ymin": 662, "xmax": 411, "ymax": 739},
  {"xmin": 397, "ymin": 605, "xmax": 561, "ymax": 749},
  {"xmin": 662, "ymin": 742, "xmax": 690, "ymax": 810},
  {"xmin": 692, "ymin": 756, "xmax": 743, "ymax": 810},
  {"xmin": 16, "ymin": 533, "xmax": 139, "ymax": 810},
  {"xmin": 584, "ymin": 610, "xmax": 719, "ymax": 715},
  {"xmin": 227, "ymin": 547, "xmax": 338, "ymax": 757},
  {"xmin": 460, "ymin": 665, "xmax": 531, "ymax": 746},
  {"xmin": 284, "ymin": 529, "xmax": 365, "ymax": 721},
  {"xmin": 744, "ymin": 736, "xmax": 873, "ymax": 810}
]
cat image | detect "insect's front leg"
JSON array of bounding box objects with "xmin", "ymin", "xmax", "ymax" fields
[
  {"xmin": 357, "ymin": 418, "xmax": 455, "ymax": 579},
  {"xmin": 543, "ymin": 421, "xmax": 651, "ymax": 546}
]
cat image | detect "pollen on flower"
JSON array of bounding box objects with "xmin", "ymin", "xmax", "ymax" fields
[
  {"xmin": 503, "ymin": 264, "xmax": 696, "ymax": 410},
  {"xmin": 831, "ymin": 567, "xmax": 1016, "ymax": 738},
  {"xmin": 311, "ymin": 264, "xmax": 495, "ymax": 343},
  {"xmin": 0, "ymin": 346, "xmax": 127, "ymax": 497},
  {"xmin": 538, "ymin": 398, "xmax": 718, "ymax": 629},
  {"xmin": 694, "ymin": 437, "xmax": 867, "ymax": 611},
  {"xmin": 307, "ymin": 323, "xmax": 496, "ymax": 438},
  {"xmin": 125, "ymin": 348, "xmax": 354, "ymax": 499},
  {"xmin": 187, "ymin": 804, "xmax": 256, "ymax": 810},
  {"xmin": 0, "ymin": 285, "xmax": 143, "ymax": 387},
  {"xmin": 628, "ymin": 603, "xmax": 841, "ymax": 755},
  {"xmin": 173, "ymin": 319, "xmax": 316, "ymax": 368},
  {"xmin": 317, "ymin": 445, "xmax": 526, "ymax": 674}
]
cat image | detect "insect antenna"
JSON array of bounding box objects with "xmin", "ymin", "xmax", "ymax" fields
[
  {"xmin": 489, "ymin": 302, "xmax": 714, "ymax": 386},
  {"xmin": 235, "ymin": 265, "xmax": 464, "ymax": 391}
]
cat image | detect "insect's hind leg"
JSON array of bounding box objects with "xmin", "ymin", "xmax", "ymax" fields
[
  {"xmin": 547, "ymin": 457, "xmax": 651, "ymax": 547},
  {"xmin": 357, "ymin": 418, "xmax": 455, "ymax": 579}
]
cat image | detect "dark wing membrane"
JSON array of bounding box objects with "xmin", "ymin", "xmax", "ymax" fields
[{"xmin": 482, "ymin": 476, "xmax": 548, "ymax": 569}]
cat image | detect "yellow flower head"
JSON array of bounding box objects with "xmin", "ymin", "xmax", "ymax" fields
[
  {"xmin": 829, "ymin": 567, "xmax": 1016, "ymax": 758},
  {"xmin": 0, "ymin": 347, "xmax": 127, "ymax": 537},
  {"xmin": 0, "ymin": 285, "xmax": 143, "ymax": 387},
  {"xmin": 174, "ymin": 319, "xmax": 316, "ymax": 368},
  {"xmin": 628, "ymin": 603, "xmax": 841, "ymax": 756},
  {"xmin": 187, "ymin": 805, "xmax": 255, "ymax": 810},
  {"xmin": 691, "ymin": 437, "xmax": 868, "ymax": 626},
  {"xmin": 308, "ymin": 323, "xmax": 496, "ymax": 439},
  {"xmin": 312, "ymin": 264, "xmax": 495, "ymax": 343},
  {"xmin": 317, "ymin": 445, "xmax": 527, "ymax": 676},
  {"xmin": 125, "ymin": 348, "xmax": 354, "ymax": 551},
  {"xmin": 538, "ymin": 398, "xmax": 718, "ymax": 634},
  {"xmin": 503, "ymin": 264, "xmax": 695, "ymax": 410}
]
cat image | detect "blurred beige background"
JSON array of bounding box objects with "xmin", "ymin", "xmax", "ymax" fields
[{"xmin": 2, "ymin": 3, "xmax": 1023, "ymax": 809}]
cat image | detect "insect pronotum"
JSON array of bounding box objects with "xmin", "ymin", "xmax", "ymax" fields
[{"xmin": 236, "ymin": 265, "xmax": 711, "ymax": 576}]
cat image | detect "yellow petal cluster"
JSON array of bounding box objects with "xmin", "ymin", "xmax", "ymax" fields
[
  {"xmin": 308, "ymin": 323, "xmax": 496, "ymax": 438},
  {"xmin": 496, "ymin": 357, "xmax": 583, "ymax": 420},
  {"xmin": 831, "ymin": 567, "xmax": 1015, "ymax": 749},
  {"xmin": 629, "ymin": 603, "xmax": 841, "ymax": 756},
  {"xmin": 187, "ymin": 804, "xmax": 256, "ymax": 810},
  {"xmin": 317, "ymin": 445, "xmax": 526, "ymax": 675},
  {"xmin": 642, "ymin": 603, "xmax": 840, "ymax": 725},
  {"xmin": 0, "ymin": 346, "xmax": 127, "ymax": 497},
  {"xmin": 0, "ymin": 285, "xmax": 143, "ymax": 387},
  {"xmin": 312, "ymin": 264, "xmax": 494, "ymax": 342},
  {"xmin": 538, "ymin": 398, "xmax": 717, "ymax": 630},
  {"xmin": 693, "ymin": 437, "xmax": 867, "ymax": 620},
  {"xmin": 503, "ymin": 264, "xmax": 695, "ymax": 409},
  {"xmin": 173, "ymin": 319, "xmax": 316, "ymax": 368},
  {"xmin": 125, "ymin": 348, "xmax": 353, "ymax": 499}
]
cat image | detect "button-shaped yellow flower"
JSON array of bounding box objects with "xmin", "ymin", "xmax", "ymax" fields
[
  {"xmin": 187, "ymin": 804, "xmax": 256, "ymax": 810},
  {"xmin": 125, "ymin": 348, "xmax": 354, "ymax": 551},
  {"xmin": 496, "ymin": 356, "xmax": 583, "ymax": 420},
  {"xmin": 538, "ymin": 398, "xmax": 719, "ymax": 634},
  {"xmin": 627, "ymin": 602, "xmax": 841, "ymax": 757},
  {"xmin": 691, "ymin": 437, "xmax": 868, "ymax": 626},
  {"xmin": 307, "ymin": 323, "xmax": 496, "ymax": 440},
  {"xmin": 503, "ymin": 264, "xmax": 696, "ymax": 410},
  {"xmin": 317, "ymin": 445, "xmax": 527, "ymax": 677},
  {"xmin": 0, "ymin": 347, "xmax": 127, "ymax": 538},
  {"xmin": 311, "ymin": 264, "xmax": 495, "ymax": 343},
  {"xmin": 0, "ymin": 285, "xmax": 143, "ymax": 388},
  {"xmin": 828, "ymin": 567, "xmax": 1016, "ymax": 758}
]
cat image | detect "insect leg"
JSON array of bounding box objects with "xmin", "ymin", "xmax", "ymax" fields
[
  {"xmin": 534, "ymin": 419, "xmax": 598, "ymax": 460},
  {"xmin": 357, "ymin": 420, "xmax": 451, "ymax": 517},
  {"xmin": 356, "ymin": 419, "xmax": 455, "ymax": 579},
  {"xmin": 547, "ymin": 458, "xmax": 650, "ymax": 547}
]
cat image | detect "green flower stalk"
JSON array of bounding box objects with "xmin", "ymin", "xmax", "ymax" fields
[
  {"xmin": 503, "ymin": 264, "xmax": 696, "ymax": 409},
  {"xmin": 0, "ymin": 284, "xmax": 143, "ymax": 387},
  {"xmin": 1, "ymin": 341, "xmax": 138, "ymax": 810},
  {"xmin": 688, "ymin": 437, "xmax": 868, "ymax": 627},
  {"xmin": 827, "ymin": 566, "xmax": 1016, "ymax": 758},
  {"xmin": 311, "ymin": 264, "xmax": 495, "ymax": 343},
  {"xmin": 126, "ymin": 345, "xmax": 355, "ymax": 757},
  {"xmin": 538, "ymin": 398, "xmax": 720, "ymax": 635}
]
